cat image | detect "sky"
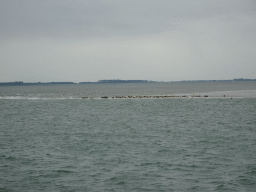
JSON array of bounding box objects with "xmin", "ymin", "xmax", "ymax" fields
[{"xmin": 1, "ymin": 0, "xmax": 256, "ymax": 82}]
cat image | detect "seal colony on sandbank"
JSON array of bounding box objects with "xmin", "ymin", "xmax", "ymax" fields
[{"xmin": 81, "ymin": 95, "xmax": 209, "ymax": 99}]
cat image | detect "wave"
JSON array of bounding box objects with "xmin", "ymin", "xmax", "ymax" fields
[
  {"xmin": 0, "ymin": 96, "xmax": 81, "ymax": 100},
  {"xmin": 0, "ymin": 96, "xmax": 248, "ymax": 100}
]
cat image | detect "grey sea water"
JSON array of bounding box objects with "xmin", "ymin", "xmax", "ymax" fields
[{"xmin": 1, "ymin": 82, "xmax": 256, "ymax": 191}]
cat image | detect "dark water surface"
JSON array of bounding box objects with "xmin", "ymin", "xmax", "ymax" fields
[{"xmin": 1, "ymin": 82, "xmax": 256, "ymax": 191}]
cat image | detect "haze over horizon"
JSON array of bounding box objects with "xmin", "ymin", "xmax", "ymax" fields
[{"xmin": 1, "ymin": 0, "xmax": 256, "ymax": 82}]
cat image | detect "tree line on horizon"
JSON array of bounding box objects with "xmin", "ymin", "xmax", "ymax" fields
[{"xmin": 1, "ymin": 78, "xmax": 256, "ymax": 86}]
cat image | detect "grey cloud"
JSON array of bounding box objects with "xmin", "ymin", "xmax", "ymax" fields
[
  {"xmin": 1, "ymin": 0, "xmax": 256, "ymax": 82},
  {"xmin": 1, "ymin": 0, "xmax": 255, "ymax": 39}
]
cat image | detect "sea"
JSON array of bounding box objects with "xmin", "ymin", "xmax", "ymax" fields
[{"xmin": 0, "ymin": 81, "xmax": 256, "ymax": 191}]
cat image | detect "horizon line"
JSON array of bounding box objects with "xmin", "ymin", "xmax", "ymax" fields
[{"xmin": 1, "ymin": 78, "xmax": 256, "ymax": 84}]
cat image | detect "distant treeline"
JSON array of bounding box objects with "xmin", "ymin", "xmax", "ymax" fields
[
  {"xmin": 1, "ymin": 78, "xmax": 256, "ymax": 86},
  {"xmin": 0, "ymin": 81, "xmax": 76, "ymax": 86},
  {"xmin": 233, "ymin": 78, "xmax": 256, "ymax": 81},
  {"xmin": 78, "ymin": 78, "xmax": 256, "ymax": 84},
  {"xmin": 79, "ymin": 80, "xmax": 150, "ymax": 84},
  {"xmin": 98, "ymin": 80, "xmax": 149, "ymax": 83},
  {"xmin": 181, "ymin": 78, "xmax": 256, "ymax": 83}
]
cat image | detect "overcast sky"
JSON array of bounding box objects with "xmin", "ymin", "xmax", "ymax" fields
[{"xmin": 1, "ymin": 0, "xmax": 256, "ymax": 82}]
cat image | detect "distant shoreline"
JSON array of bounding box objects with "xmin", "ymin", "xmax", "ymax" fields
[{"xmin": 1, "ymin": 78, "xmax": 256, "ymax": 86}]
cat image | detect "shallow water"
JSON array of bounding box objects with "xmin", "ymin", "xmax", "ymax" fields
[
  {"xmin": 1, "ymin": 81, "xmax": 256, "ymax": 100},
  {"xmin": 1, "ymin": 82, "xmax": 256, "ymax": 191}
]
